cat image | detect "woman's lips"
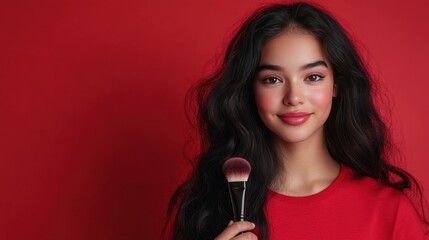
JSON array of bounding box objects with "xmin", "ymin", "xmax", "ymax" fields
[{"xmin": 279, "ymin": 112, "xmax": 311, "ymax": 125}]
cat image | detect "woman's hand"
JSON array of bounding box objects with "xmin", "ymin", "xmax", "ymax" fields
[{"xmin": 214, "ymin": 221, "xmax": 257, "ymax": 240}]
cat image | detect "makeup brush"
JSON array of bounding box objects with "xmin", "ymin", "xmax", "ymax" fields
[{"xmin": 222, "ymin": 157, "xmax": 251, "ymax": 222}]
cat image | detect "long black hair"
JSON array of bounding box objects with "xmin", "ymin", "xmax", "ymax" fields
[{"xmin": 163, "ymin": 2, "xmax": 428, "ymax": 239}]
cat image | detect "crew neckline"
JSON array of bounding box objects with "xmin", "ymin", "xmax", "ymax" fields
[{"xmin": 267, "ymin": 163, "xmax": 349, "ymax": 202}]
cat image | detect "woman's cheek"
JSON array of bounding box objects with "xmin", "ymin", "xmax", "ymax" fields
[
  {"xmin": 310, "ymin": 87, "xmax": 334, "ymax": 107},
  {"xmin": 255, "ymin": 90, "xmax": 277, "ymax": 113}
]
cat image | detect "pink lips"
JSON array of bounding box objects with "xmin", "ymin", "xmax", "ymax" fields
[{"xmin": 279, "ymin": 112, "xmax": 311, "ymax": 125}]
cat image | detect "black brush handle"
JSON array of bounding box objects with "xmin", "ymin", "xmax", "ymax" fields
[{"xmin": 228, "ymin": 181, "xmax": 247, "ymax": 221}]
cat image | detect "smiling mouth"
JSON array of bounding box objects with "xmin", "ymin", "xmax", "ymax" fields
[{"xmin": 279, "ymin": 113, "xmax": 311, "ymax": 125}]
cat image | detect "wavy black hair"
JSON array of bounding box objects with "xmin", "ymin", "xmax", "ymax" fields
[{"xmin": 163, "ymin": 2, "xmax": 428, "ymax": 239}]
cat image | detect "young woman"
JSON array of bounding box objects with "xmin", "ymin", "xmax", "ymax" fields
[{"xmin": 164, "ymin": 2, "xmax": 428, "ymax": 239}]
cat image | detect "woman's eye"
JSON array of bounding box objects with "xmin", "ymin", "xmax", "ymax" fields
[
  {"xmin": 262, "ymin": 77, "xmax": 281, "ymax": 84},
  {"xmin": 306, "ymin": 74, "xmax": 323, "ymax": 82}
]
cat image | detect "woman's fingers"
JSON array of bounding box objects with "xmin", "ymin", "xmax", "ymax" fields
[
  {"xmin": 214, "ymin": 221, "xmax": 257, "ymax": 240},
  {"xmin": 232, "ymin": 232, "xmax": 258, "ymax": 240}
]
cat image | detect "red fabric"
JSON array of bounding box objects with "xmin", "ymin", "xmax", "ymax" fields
[{"xmin": 264, "ymin": 164, "xmax": 426, "ymax": 239}]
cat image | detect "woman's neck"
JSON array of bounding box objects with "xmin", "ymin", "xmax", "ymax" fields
[{"xmin": 270, "ymin": 134, "xmax": 340, "ymax": 197}]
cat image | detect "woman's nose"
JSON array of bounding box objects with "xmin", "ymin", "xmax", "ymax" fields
[{"xmin": 283, "ymin": 82, "xmax": 305, "ymax": 106}]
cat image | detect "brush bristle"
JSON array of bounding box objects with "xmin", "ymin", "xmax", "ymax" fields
[{"xmin": 222, "ymin": 157, "xmax": 251, "ymax": 182}]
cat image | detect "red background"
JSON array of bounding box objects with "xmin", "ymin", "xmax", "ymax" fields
[{"xmin": 0, "ymin": 0, "xmax": 428, "ymax": 239}]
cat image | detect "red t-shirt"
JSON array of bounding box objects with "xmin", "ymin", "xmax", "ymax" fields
[{"xmin": 264, "ymin": 164, "xmax": 426, "ymax": 239}]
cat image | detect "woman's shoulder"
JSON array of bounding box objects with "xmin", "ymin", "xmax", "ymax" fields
[
  {"xmin": 340, "ymin": 164, "xmax": 405, "ymax": 204},
  {"xmin": 342, "ymin": 164, "xmax": 427, "ymax": 235}
]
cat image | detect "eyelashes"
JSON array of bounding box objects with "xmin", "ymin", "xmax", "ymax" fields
[
  {"xmin": 306, "ymin": 74, "xmax": 323, "ymax": 82},
  {"xmin": 260, "ymin": 74, "xmax": 325, "ymax": 85},
  {"xmin": 262, "ymin": 76, "xmax": 282, "ymax": 84}
]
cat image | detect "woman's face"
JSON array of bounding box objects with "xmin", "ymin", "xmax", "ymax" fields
[{"xmin": 254, "ymin": 29, "xmax": 336, "ymax": 145}]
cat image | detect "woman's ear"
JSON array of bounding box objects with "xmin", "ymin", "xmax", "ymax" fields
[{"xmin": 333, "ymin": 83, "xmax": 338, "ymax": 97}]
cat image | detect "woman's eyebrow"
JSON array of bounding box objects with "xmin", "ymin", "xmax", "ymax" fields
[
  {"xmin": 257, "ymin": 60, "xmax": 328, "ymax": 73},
  {"xmin": 257, "ymin": 64, "xmax": 283, "ymax": 72},
  {"xmin": 300, "ymin": 60, "xmax": 328, "ymax": 70}
]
